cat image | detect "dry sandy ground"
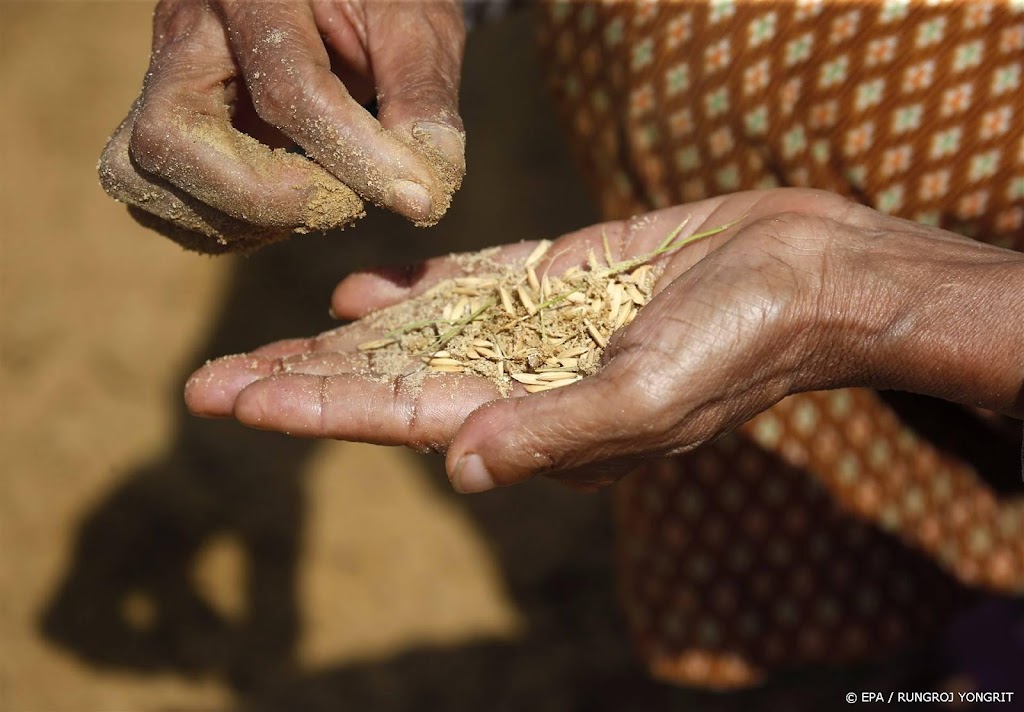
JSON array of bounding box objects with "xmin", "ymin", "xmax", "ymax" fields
[
  {"xmin": 0, "ymin": 4, "xmax": 693, "ymax": 710},
  {"xmin": 11, "ymin": 5, "xmax": 1019, "ymax": 712}
]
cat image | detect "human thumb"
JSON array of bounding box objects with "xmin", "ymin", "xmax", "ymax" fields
[{"xmin": 445, "ymin": 353, "xmax": 664, "ymax": 493}]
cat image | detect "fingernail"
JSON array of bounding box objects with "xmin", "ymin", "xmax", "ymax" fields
[
  {"xmin": 413, "ymin": 121, "xmax": 466, "ymax": 174},
  {"xmin": 452, "ymin": 454, "xmax": 495, "ymax": 494},
  {"xmin": 386, "ymin": 179, "xmax": 432, "ymax": 220}
]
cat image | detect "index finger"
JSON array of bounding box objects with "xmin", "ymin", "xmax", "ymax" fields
[{"xmin": 233, "ymin": 371, "xmax": 502, "ymax": 452}]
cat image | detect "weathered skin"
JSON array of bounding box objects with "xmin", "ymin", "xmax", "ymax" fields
[
  {"xmin": 185, "ymin": 189, "xmax": 1024, "ymax": 492},
  {"xmin": 99, "ymin": 0, "xmax": 466, "ymax": 252}
]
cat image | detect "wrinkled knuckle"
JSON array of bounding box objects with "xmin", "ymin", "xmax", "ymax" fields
[
  {"xmin": 413, "ymin": 73, "xmax": 457, "ymax": 107},
  {"xmin": 622, "ymin": 374, "xmax": 668, "ymax": 423},
  {"xmin": 248, "ymin": 75, "xmax": 295, "ymax": 127},
  {"xmin": 392, "ymin": 59, "xmax": 459, "ymax": 112},
  {"xmin": 748, "ymin": 211, "xmax": 833, "ymax": 261},
  {"xmin": 601, "ymin": 360, "xmax": 663, "ymax": 423},
  {"xmin": 395, "ymin": 376, "xmax": 440, "ymax": 452},
  {"xmin": 128, "ymin": 102, "xmax": 177, "ymax": 174},
  {"xmin": 749, "ymin": 210, "xmax": 812, "ymax": 235},
  {"xmin": 250, "ymin": 65, "xmax": 327, "ymax": 130},
  {"xmin": 512, "ymin": 429, "xmax": 562, "ymax": 474},
  {"xmin": 502, "ymin": 404, "xmax": 561, "ymax": 473}
]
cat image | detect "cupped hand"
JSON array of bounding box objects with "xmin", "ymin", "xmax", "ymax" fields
[
  {"xmin": 99, "ymin": 0, "xmax": 466, "ymax": 252},
  {"xmin": 185, "ymin": 188, "xmax": 1024, "ymax": 492}
]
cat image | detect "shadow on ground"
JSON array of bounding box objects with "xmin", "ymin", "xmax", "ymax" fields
[
  {"xmin": 37, "ymin": 12, "xmax": 678, "ymax": 710},
  {"xmin": 34, "ymin": 10, "xmax": 1023, "ymax": 712}
]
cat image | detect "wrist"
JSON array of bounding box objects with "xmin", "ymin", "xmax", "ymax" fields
[
  {"xmin": 786, "ymin": 221, "xmax": 901, "ymax": 397},
  {"xmin": 838, "ymin": 224, "xmax": 1024, "ymax": 415}
]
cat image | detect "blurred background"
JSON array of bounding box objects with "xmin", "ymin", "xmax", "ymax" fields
[{"xmin": 0, "ymin": 2, "xmax": 700, "ymax": 710}]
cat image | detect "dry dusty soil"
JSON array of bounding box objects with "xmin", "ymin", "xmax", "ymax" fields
[{"xmin": 0, "ymin": 4, "xmax": 696, "ymax": 710}]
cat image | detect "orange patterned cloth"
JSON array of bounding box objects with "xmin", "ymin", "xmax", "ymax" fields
[{"xmin": 537, "ymin": 0, "xmax": 1024, "ymax": 689}]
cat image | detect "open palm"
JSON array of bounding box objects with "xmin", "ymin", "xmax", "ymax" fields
[{"xmin": 185, "ymin": 188, "xmax": 990, "ymax": 492}]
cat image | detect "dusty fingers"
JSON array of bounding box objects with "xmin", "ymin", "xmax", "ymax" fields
[
  {"xmin": 216, "ymin": 0, "xmax": 463, "ymax": 225},
  {"xmin": 100, "ymin": 102, "xmax": 364, "ymax": 253},
  {"xmin": 99, "ymin": 0, "xmax": 365, "ymax": 252}
]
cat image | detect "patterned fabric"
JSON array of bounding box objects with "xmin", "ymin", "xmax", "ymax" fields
[
  {"xmin": 537, "ymin": 0, "xmax": 1024, "ymax": 689},
  {"xmin": 540, "ymin": 0, "xmax": 1024, "ymax": 243}
]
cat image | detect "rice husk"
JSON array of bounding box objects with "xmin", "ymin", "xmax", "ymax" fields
[{"xmin": 355, "ymin": 242, "xmax": 661, "ymax": 396}]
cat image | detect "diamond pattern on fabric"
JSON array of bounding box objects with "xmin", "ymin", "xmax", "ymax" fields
[{"xmin": 539, "ymin": 0, "xmax": 1024, "ymax": 689}]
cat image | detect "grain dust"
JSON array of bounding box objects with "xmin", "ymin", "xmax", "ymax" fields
[{"xmin": 354, "ymin": 242, "xmax": 661, "ymax": 397}]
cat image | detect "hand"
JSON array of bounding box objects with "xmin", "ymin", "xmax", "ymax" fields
[
  {"xmin": 185, "ymin": 189, "xmax": 1024, "ymax": 491},
  {"xmin": 99, "ymin": 0, "xmax": 466, "ymax": 252}
]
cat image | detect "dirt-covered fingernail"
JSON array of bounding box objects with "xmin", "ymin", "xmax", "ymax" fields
[
  {"xmin": 452, "ymin": 453, "xmax": 495, "ymax": 494},
  {"xmin": 386, "ymin": 179, "xmax": 432, "ymax": 220},
  {"xmin": 413, "ymin": 121, "xmax": 466, "ymax": 174}
]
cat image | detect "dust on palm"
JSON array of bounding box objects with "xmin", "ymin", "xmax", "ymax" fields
[{"xmin": 355, "ymin": 218, "xmax": 735, "ymax": 396}]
